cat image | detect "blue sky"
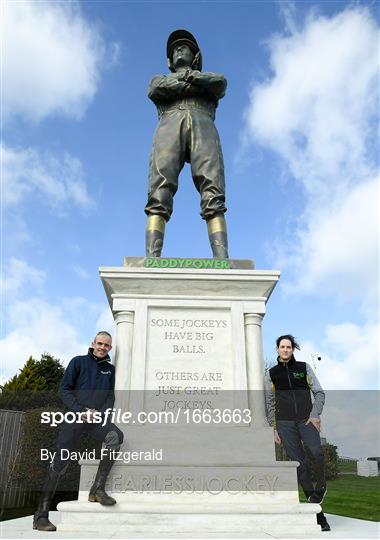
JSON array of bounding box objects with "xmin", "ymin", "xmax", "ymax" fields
[{"xmin": 2, "ymin": 1, "xmax": 379, "ymax": 457}]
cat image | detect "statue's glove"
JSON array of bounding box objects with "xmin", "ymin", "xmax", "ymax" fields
[{"xmin": 183, "ymin": 69, "xmax": 200, "ymax": 83}]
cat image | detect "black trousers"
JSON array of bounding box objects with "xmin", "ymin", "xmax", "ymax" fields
[
  {"xmin": 52, "ymin": 420, "xmax": 124, "ymax": 473},
  {"xmin": 277, "ymin": 419, "xmax": 325, "ymax": 495}
]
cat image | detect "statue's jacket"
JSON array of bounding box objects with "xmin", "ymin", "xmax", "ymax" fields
[
  {"xmin": 59, "ymin": 348, "xmax": 115, "ymax": 414},
  {"xmin": 148, "ymin": 70, "xmax": 227, "ymax": 113}
]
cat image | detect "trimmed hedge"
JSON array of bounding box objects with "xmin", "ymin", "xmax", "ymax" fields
[{"xmin": 11, "ymin": 407, "xmax": 101, "ymax": 492}]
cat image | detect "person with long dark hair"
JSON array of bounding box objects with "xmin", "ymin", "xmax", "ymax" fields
[{"xmin": 265, "ymin": 334, "xmax": 330, "ymax": 532}]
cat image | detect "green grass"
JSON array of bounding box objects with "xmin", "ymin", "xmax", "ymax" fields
[
  {"xmin": 299, "ymin": 474, "xmax": 380, "ymax": 521},
  {"xmin": 338, "ymin": 460, "xmax": 358, "ymax": 473}
]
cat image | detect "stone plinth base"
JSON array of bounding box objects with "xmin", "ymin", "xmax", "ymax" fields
[
  {"xmin": 57, "ymin": 493, "xmax": 321, "ymax": 537},
  {"xmin": 56, "ymin": 261, "xmax": 321, "ymax": 537}
]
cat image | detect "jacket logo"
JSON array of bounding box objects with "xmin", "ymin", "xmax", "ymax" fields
[
  {"xmin": 293, "ymin": 372, "xmax": 305, "ymax": 379},
  {"xmin": 101, "ymin": 370, "xmax": 111, "ymax": 375}
]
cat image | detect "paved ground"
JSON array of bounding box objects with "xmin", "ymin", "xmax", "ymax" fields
[{"xmin": 1, "ymin": 513, "xmax": 379, "ymax": 539}]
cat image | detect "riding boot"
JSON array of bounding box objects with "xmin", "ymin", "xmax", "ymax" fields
[
  {"xmin": 207, "ymin": 215, "xmax": 229, "ymax": 259},
  {"xmin": 317, "ymin": 511, "xmax": 331, "ymax": 531},
  {"xmin": 146, "ymin": 215, "xmax": 166, "ymax": 257},
  {"xmin": 33, "ymin": 467, "xmax": 60, "ymax": 531},
  {"xmin": 88, "ymin": 452, "xmax": 117, "ymax": 506}
]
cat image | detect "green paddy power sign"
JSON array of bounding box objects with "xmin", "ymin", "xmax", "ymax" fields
[
  {"xmin": 145, "ymin": 258, "xmax": 230, "ymax": 269},
  {"xmin": 123, "ymin": 257, "xmax": 253, "ymax": 270}
]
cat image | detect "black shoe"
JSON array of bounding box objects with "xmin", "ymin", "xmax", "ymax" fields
[
  {"xmin": 309, "ymin": 486, "xmax": 328, "ymax": 503},
  {"xmin": 317, "ymin": 511, "xmax": 331, "ymax": 532},
  {"xmin": 88, "ymin": 486, "xmax": 116, "ymax": 505},
  {"xmin": 33, "ymin": 512, "xmax": 57, "ymax": 531},
  {"xmin": 88, "ymin": 450, "xmax": 117, "ymax": 506},
  {"xmin": 33, "ymin": 467, "xmax": 60, "ymax": 531},
  {"xmin": 321, "ymin": 521, "xmax": 331, "ymax": 532}
]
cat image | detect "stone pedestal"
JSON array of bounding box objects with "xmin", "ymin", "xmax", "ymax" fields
[{"xmin": 57, "ymin": 260, "xmax": 321, "ymax": 536}]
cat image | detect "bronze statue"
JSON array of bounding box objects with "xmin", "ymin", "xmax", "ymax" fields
[{"xmin": 145, "ymin": 29, "xmax": 229, "ymax": 259}]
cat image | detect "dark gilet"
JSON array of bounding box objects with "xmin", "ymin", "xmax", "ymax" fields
[{"xmin": 269, "ymin": 356, "xmax": 312, "ymax": 421}]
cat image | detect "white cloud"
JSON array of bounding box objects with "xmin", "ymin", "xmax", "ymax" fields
[
  {"xmin": 3, "ymin": 0, "xmax": 117, "ymax": 122},
  {"xmin": 279, "ymin": 176, "xmax": 379, "ymax": 311},
  {"xmin": 1, "ymin": 296, "xmax": 114, "ymax": 382},
  {"xmin": 298, "ymin": 321, "xmax": 379, "ymax": 390},
  {"xmin": 247, "ymin": 7, "xmax": 378, "ymax": 186},
  {"xmin": 245, "ymin": 7, "xmax": 379, "ymax": 306},
  {"xmin": 2, "ymin": 298, "xmax": 89, "ymax": 378},
  {"xmin": 323, "ymin": 395, "xmax": 379, "ymax": 459},
  {"xmin": 295, "ymin": 321, "xmax": 379, "ymax": 457},
  {"xmin": 2, "ymin": 257, "xmax": 46, "ymax": 296},
  {"xmin": 2, "ymin": 144, "xmax": 95, "ymax": 210},
  {"xmin": 95, "ymin": 306, "xmax": 115, "ymax": 334},
  {"xmin": 60, "ymin": 297, "xmax": 111, "ymax": 335},
  {"xmin": 1, "ymin": 256, "xmax": 114, "ymax": 382}
]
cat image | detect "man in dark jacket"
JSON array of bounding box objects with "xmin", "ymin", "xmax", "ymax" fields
[
  {"xmin": 265, "ymin": 334, "xmax": 330, "ymax": 532},
  {"xmin": 145, "ymin": 29, "xmax": 229, "ymax": 259},
  {"xmin": 33, "ymin": 331, "xmax": 124, "ymax": 532}
]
